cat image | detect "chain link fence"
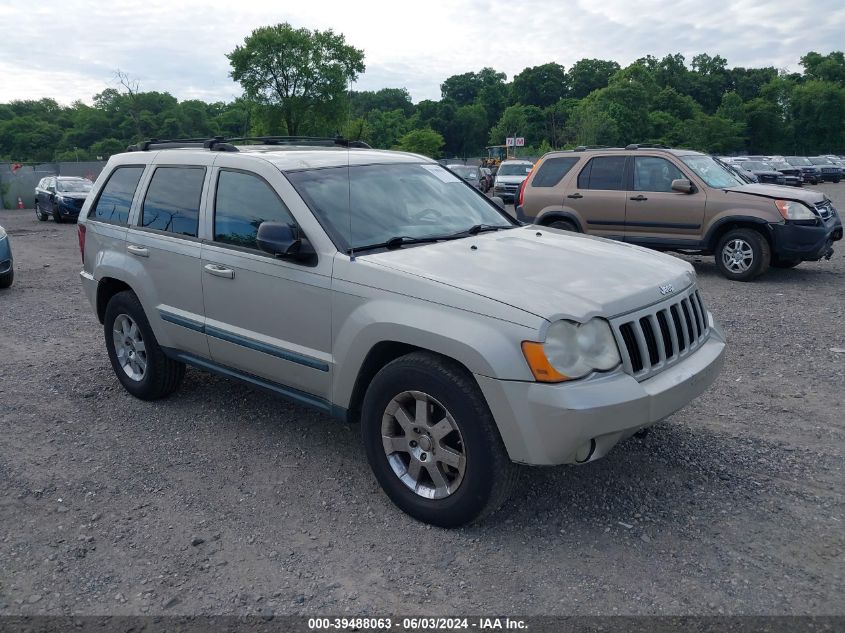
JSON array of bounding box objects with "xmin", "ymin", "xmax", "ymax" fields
[{"xmin": 0, "ymin": 161, "xmax": 106, "ymax": 209}]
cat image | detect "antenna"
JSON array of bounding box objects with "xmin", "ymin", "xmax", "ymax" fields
[{"xmin": 347, "ymin": 75, "xmax": 354, "ymax": 261}]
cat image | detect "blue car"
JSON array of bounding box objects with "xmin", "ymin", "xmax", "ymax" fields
[
  {"xmin": 34, "ymin": 176, "xmax": 93, "ymax": 222},
  {"xmin": 0, "ymin": 224, "xmax": 13, "ymax": 288}
]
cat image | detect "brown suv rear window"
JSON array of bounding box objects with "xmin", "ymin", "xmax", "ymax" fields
[{"xmin": 531, "ymin": 157, "xmax": 579, "ymax": 187}]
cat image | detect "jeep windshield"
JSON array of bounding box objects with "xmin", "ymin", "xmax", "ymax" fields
[
  {"xmin": 286, "ymin": 163, "xmax": 515, "ymax": 253},
  {"xmin": 786, "ymin": 157, "xmax": 812, "ymax": 166},
  {"xmin": 680, "ymin": 155, "xmax": 743, "ymax": 188}
]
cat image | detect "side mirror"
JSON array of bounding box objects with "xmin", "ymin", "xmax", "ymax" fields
[
  {"xmin": 671, "ymin": 178, "xmax": 694, "ymax": 193},
  {"xmin": 256, "ymin": 222, "xmax": 314, "ymax": 261},
  {"xmin": 491, "ymin": 196, "xmax": 506, "ymax": 210}
]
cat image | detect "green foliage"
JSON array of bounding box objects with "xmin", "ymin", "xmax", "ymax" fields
[
  {"xmin": 227, "ymin": 23, "xmax": 365, "ymax": 135},
  {"xmin": 2, "ymin": 40, "xmax": 845, "ymax": 163},
  {"xmin": 396, "ymin": 128, "xmax": 444, "ymax": 158},
  {"xmin": 512, "ymin": 63, "xmax": 568, "ymax": 108}
]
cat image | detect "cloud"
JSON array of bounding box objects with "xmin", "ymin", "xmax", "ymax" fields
[{"xmin": 0, "ymin": 0, "xmax": 843, "ymax": 106}]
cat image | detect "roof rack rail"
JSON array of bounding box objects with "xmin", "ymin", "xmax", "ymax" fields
[
  {"xmin": 126, "ymin": 137, "xmax": 239, "ymax": 152},
  {"xmin": 226, "ymin": 135, "xmax": 371, "ymax": 149},
  {"xmin": 625, "ymin": 143, "xmax": 671, "ymax": 150},
  {"xmin": 126, "ymin": 135, "xmax": 371, "ymax": 152},
  {"xmin": 573, "ymin": 145, "xmax": 611, "ymax": 152}
]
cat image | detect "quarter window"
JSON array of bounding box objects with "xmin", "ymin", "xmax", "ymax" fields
[
  {"xmin": 531, "ymin": 157, "xmax": 579, "ymax": 187},
  {"xmin": 214, "ymin": 170, "xmax": 295, "ymax": 249},
  {"xmin": 633, "ymin": 157, "xmax": 685, "ymax": 192},
  {"xmin": 89, "ymin": 166, "xmax": 144, "ymax": 225},
  {"xmin": 140, "ymin": 167, "xmax": 205, "ymax": 237},
  {"xmin": 576, "ymin": 156, "xmax": 626, "ymax": 190}
]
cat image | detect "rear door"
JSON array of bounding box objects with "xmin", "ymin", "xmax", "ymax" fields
[
  {"xmin": 623, "ymin": 155, "xmax": 706, "ymax": 245},
  {"xmin": 199, "ymin": 156, "xmax": 333, "ymax": 405},
  {"xmin": 564, "ymin": 155, "xmax": 628, "ymax": 238},
  {"xmin": 125, "ymin": 154, "xmax": 212, "ymax": 359}
]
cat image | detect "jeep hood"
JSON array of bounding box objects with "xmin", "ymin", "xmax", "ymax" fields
[
  {"xmin": 361, "ymin": 227, "xmax": 696, "ymax": 322},
  {"xmin": 495, "ymin": 175, "xmax": 528, "ymax": 184},
  {"xmin": 721, "ymin": 183, "xmax": 827, "ymax": 205}
]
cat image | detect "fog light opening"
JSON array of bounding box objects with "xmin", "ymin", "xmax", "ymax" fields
[{"xmin": 575, "ymin": 439, "xmax": 596, "ymax": 464}]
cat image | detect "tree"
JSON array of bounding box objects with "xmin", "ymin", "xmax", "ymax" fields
[
  {"xmin": 454, "ymin": 104, "xmax": 488, "ymax": 156},
  {"xmin": 567, "ymin": 59, "xmax": 620, "ymax": 99},
  {"xmin": 791, "ymin": 80, "xmax": 845, "ymax": 152},
  {"xmin": 396, "ymin": 128, "xmax": 444, "ymax": 158},
  {"xmin": 800, "ymin": 51, "xmax": 845, "ymax": 85},
  {"xmin": 441, "ymin": 67, "xmax": 506, "ymax": 107},
  {"xmin": 227, "ymin": 23, "xmax": 364, "ymax": 135},
  {"xmin": 744, "ymin": 98, "xmax": 783, "ymax": 154},
  {"xmin": 488, "ymin": 105, "xmax": 545, "ymax": 147},
  {"xmin": 512, "ymin": 63, "xmax": 568, "ymax": 108},
  {"xmin": 715, "ymin": 92, "xmax": 746, "ymax": 125}
]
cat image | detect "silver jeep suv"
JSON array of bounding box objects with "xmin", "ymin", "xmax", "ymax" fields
[{"xmin": 77, "ymin": 137, "xmax": 726, "ymax": 527}]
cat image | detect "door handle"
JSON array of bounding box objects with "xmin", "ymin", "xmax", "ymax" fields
[
  {"xmin": 127, "ymin": 244, "xmax": 149, "ymax": 257},
  {"xmin": 629, "ymin": 195, "xmax": 648, "ymax": 201},
  {"xmin": 567, "ymin": 193, "xmax": 583, "ymax": 199},
  {"xmin": 204, "ymin": 263, "xmax": 235, "ymax": 279}
]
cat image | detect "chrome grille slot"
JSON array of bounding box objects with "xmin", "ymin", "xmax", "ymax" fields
[{"xmin": 612, "ymin": 286, "xmax": 711, "ymax": 381}]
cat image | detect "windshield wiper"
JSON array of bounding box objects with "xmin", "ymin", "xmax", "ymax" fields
[{"xmin": 350, "ymin": 224, "xmax": 514, "ymax": 255}]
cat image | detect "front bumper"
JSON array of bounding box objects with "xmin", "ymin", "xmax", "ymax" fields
[
  {"xmin": 770, "ymin": 213, "xmax": 843, "ymax": 260},
  {"xmin": 476, "ymin": 319, "xmax": 726, "ymax": 466},
  {"xmin": 57, "ymin": 203, "xmax": 81, "ymax": 217}
]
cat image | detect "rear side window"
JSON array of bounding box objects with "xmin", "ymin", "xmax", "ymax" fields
[
  {"xmin": 140, "ymin": 167, "xmax": 205, "ymax": 237},
  {"xmin": 214, "ymin": 170, "xmax": 295, "ymax": 249},
  {"xmin": 89, "ymin": 166, "xmax": 144, "ymax": 225},
  {"xmin": 576, "ymin": 156, "xmax": 626, "ymax": 190},
  {"xmin": 531, "ymin": 157, "xmax": 580, "ymax": 187}
]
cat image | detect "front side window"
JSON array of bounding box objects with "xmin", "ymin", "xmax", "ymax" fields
[
  {"xmin": 89, "ymin": 166, "xmax": 144, "ymax": 225},
  {"xmin": 140, "ymin": 167, "xmax": 205, "ymax": 237},
  {"xmin": 633, "ymin": 157, "xmax": 685, "ymax": 192},
  {"xmin": 287, "ymin": 163, "xmax": 514, "ymax": 251},
  {"xmin": 577, "ymin": 156, "xmax": 626, "ymax": 190},
  {"xmin": 214, "ymin": 170, "xmax": 295, "ymax": 249}
]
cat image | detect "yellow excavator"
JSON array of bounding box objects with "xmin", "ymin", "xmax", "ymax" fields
[{"xmin": 481, "ymin": 145, "xmax": 514, "ymax": 170}]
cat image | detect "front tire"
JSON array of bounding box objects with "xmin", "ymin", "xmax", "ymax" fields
[
  {"xmin": 104, "ymin": 290, "xmax": 185, "ymax": 400},
  {"xmin": 361, "ymin": 352, "xmax": 517, "ymax": 527},
  {"xmin": 715, "ymin": 228, "xmax": 770, "ymax": 281},
  {"xmin": 35, "ymin": 203, "xmax": 48, "ymax": 221},
  {"xmin": 0, "ymin": 269, "xmax": 12, "ymax": 289},
  {"xmin": 52, "ymin": 207, "xmax": 63, "ymax": 223}
]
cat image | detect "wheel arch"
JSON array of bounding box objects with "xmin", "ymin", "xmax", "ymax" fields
[
  {"xmin": 535, "ymin": 209, "xmax": 585, "ymax": 232},
  {"xmin": 705, "ymin": 216, "xmax": 773, "ymax": 252},
  {"xmin": 96, "ymin": 277, "xmax": 133, "ymax": 324}
]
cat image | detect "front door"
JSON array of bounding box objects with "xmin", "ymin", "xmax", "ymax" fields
[
  {"xmin": 200, "ymin": 157, "xmax": 333, "ymax": 407},
  {"xmin": 623, "ymin": 155, "xmax": 706, "ymax": 245}
]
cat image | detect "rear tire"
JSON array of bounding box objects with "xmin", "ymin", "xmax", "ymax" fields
[
  {"xmin": 715, "ymin": 228, "xmax": 770, "ymax": 281},
  {"xmin": 361, "ymin": 351, "xmax": 517, "ymax": 527},
  {"xmin": 104, "ymin": 290, "xmax": 185, "ymax": 400},
  {"xmin": 549, "ymin": 219, "xmax": 578, "ymax": 232}
]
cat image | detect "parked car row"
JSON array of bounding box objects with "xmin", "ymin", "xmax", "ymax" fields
[
  {"xmin": 34, "ymin": 176, "xmax": 94, "ymax": 222},
  {"xmin": 719, "ymin": 155, "xmax": 844, "ymax": 186}
]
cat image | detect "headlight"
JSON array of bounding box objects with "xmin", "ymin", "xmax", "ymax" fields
[
  {"xmin": 521, "ymin": 318, "xmax": 621, "ymax": 382},
  {"xmin": 775, "ymin": 199, "xmax": 816, "ymax": 221},
  {"xmin": 58, "ymin": 195, "xmax": 73, "ymax": 204}
]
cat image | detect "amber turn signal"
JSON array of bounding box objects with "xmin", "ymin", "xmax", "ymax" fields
[{"xmin": 521, "ymin": 341, "xmax": 570, "ymax": 383}]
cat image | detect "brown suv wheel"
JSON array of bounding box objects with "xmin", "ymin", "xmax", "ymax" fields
[{"xmin": 715, "ymin": 228, "xmax": 771, "ymax": 281}]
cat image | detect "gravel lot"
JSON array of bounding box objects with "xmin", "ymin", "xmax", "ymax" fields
[{"xmin": 1, "ymin": 185, "xmax": 843, "ymax": 618}]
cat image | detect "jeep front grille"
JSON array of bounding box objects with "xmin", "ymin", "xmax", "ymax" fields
[{"xmin": 612, "ymin": 287, "xmax": 710, "ymax": 381}]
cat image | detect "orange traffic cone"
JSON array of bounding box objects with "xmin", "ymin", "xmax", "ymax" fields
[{"xmin": 16, "ymin": 196, "xmax": 24, "ymax": 209}]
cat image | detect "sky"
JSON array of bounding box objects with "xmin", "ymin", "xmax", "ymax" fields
[{"xmin": 1, "ymin": 0, "xmax": 844, "ymax": 106}]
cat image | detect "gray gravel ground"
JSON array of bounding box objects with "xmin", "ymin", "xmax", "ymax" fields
[{"xmin": 0, "ymin": 185, "xmax": 843, "ymax": 617}]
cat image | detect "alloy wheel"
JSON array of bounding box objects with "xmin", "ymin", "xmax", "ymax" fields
[
  {"xmin": 721, "ymin": 238, "xmax": 754, "ymax": 273},
  {"xmin": 381, "ymin": 390, "xmax": 466, "ymax": 500},
  {"xmin": 112, "ymin": 314, "xmax": 147, "ymax": 381}
]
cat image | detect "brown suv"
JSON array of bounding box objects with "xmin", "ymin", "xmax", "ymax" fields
[{"xmin": 516, "ymin": 145, "xmax": 843, "ymax": 281}]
